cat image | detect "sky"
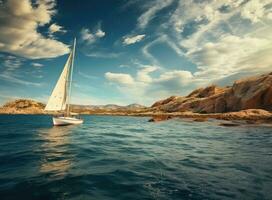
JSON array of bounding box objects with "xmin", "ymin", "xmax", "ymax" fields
[{"xmin": 0, "ymin": 0, "xmax": 271, "ymax": 106}]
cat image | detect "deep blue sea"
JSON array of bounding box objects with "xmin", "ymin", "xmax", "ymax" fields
[{"xmin": 0, "ymin": 115, "xmax": 271, "ymax": 200}]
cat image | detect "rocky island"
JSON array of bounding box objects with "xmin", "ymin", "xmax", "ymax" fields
[{"xmin": 1, "ymin": 72, "xmax": 272, "ymax": 124}]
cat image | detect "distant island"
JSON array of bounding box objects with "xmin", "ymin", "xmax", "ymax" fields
[{"xmin": 1, "ymin": 72, "xmax": 272, "ymax": 124}]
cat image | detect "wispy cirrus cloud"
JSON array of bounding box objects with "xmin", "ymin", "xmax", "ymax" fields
[
  {"xmin": 31, "ymin": 62, "xmax": 44, "ymax": 67},
  {"xmin": 119, "ymin": 64, "xmax": 130, "ymax": 68},
  {"xmin": 2, "ymin": 55, "xmax": 24, "ymax": 71},
  {"xmin": 141, "ymin": 34, "xmax": 184, "ymax": 66},
  {"xmin": 0, "ymin": 54, "xmax": 43, "ymax": 86},
  {"xmin": 137, "ymin": 0, "xmax": 174, "ymax": 29},
  {"xmin": 0, "ymin": 73, "xmax": 42, "ymax": 87},
  {"xmin": 86, "ymin": 51, "xmax": 121, "ymax": 59},
  {"xmin": 78, "ymin": 71, "xmax": 98, "ymax": 80},
  {"xmin": 0, "ymin": 0, "xmax": 69, "ymax": 59}
]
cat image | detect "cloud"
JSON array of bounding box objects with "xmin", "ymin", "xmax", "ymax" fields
[
  {"xmin": 188, "ymin": 35, "xmax": 272, "ymax": 78},
  {"xmin": 101, "ymin": 0, "xmax": 272, "ymax": 105},
  {"xmin": 104, "ymin": 65, "xmax": 200, "ymax": 105},
  {"xmin": 0, "ymin": 0, "xmax": 69, "ymax": 59},
  {"xmin": 0, "ymin": 54, "xmax": 43, "ymax": 86},
  {"xmin": 2, "ymin": 55, "xmax": 24, "ymax": 71},
  {"xmin": 137, "ymin": 0, "xmax": 174, "ymax": 29},
  {"xmin": 147, "ymin": 71, "xmax": 200, "ymax": 102},
  {"xmin": 136, "ymin": 65, "xmax": 158, "ymax": 83},
  {"xmin": 80, "ymin": 27, "xmax": 105, "ymax": 44},
  {"xmin": 241, "ymin": 0, "xmax": 271, "ymax": 23},
  {"xmin": 105, "ymin": 72, "xmax": 134, "ymax": 85},
  {"xmin": 49, "ymin": 23, "xmax": 66, "ymax": 34},
  {"xmin": 32, "ymin": 62, "xmax": 43, "ymax": 67},
  {"xmin": 119, "ymin": 64, "xmax": 130, "ymax": 68},
  {"xmin": 142, "ymin": 34, "xmax": 184, "ymax": 66},
  {"xmin": 142, "ymin": 38, "xmax": 161, "ymax": 65},
  {"xmin": 177, "ymin": 1, "xmax": 272, "ymax": 80},
  {"xmin": 105, "ymin": 66, "xmax": 194, "ymax": 90},
  {"xmin": 123, "ymin": 34, "xmax": 146, "ymax": 45},
  {"xmin": 95, "ymin": 29, "xmax": 106, "ymax": 37},
  {"xmin": 140, "ymin": 0, "xmax": 272, "ymax": 82},
  {"xmin": 0, "ymin": 73, "xmax": 42, "ymax": 87},
  {"xmin": 78, "ymin": 71, "xmax": 98, "ymax": 80},
  {"xmin": 156, "ymin": 70, "xmax": 193, "ymax": 83},
  {"xmin": 80, "ymin": 28, "xmax": 96, "ymax": 44},
  {"xmin": 86, "ymin": 52, "xmax": 121, "ymax": 58},
  {"xmin": 80, "ymin": 25, "xmax": 117, "ymax": 59}
]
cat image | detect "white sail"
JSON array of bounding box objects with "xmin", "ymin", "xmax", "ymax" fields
[{"xmin": 45, "ymin": 52, "xmax": 72, "ymax": 111}]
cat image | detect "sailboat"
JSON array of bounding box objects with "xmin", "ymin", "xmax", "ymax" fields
[{"xmin": 45, "ymin": 38, "xmax": 83, "ymax": 126}]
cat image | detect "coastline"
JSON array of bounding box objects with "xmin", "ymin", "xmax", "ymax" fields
[
  {"xmin": 82, "ymin": 110, "xmax": 272, "ymax": 124},
  {"xmin": 1, "ymin": 72, "xmax": 272, "ymax": 125},
  {"xmin": 1, "ymin": 109, "xmax": 272, "ymax": 125}
]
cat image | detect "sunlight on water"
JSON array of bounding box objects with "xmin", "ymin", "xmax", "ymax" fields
[{"xmin": 38, "ymin": 127, "xmax": 73, "ymax": 178}]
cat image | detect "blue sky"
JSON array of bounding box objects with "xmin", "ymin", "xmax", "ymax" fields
[{"xmin": 0, "ymin": 0, "xmax": 272, "ymax": 106}]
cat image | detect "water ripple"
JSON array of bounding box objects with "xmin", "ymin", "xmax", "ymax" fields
[{"xmin": 0, "ymin": 115, "xmax": 271, "ymax": 200}]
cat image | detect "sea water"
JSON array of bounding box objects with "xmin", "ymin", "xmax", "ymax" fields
[{"xmin": 0, "ymin": 115, "xmax": 271, "ymax": 200}]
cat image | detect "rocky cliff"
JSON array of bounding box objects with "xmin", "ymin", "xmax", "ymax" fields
[{"xmin": 151, "ymin": 72, "xmax": 272, "ymax": 113}]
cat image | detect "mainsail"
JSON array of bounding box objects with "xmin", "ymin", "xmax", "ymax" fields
[{"xmin": 45, "ymin": 52, "xmax": 72, "ymax": 111}]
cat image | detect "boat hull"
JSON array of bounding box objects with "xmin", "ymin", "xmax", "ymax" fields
[{"xmin": 53, "ymin": 116, "xmax": 83, "ymax": 126}]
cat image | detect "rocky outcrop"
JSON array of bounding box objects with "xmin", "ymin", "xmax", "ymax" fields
[
  {"xmin": 0, "ymin": 99, "xmax": 45, "ymax": 114},
  {"xmin": 147, "ymin": 109, "xmax": 272, "ymax": 123},
  {"xmin": 214, "ymin": 109, "xmax": 272, "ymax": 120},
  {"xmin": 187, "ymin": 85, "xmax": 227, "ymax": 98},
  {"xmin": 151, "ymin": 72, "xmax": 272, "ymax": 113},
  {"xmin": 148, "ymin": 115, "xmax": 173, "ymax": 122},
  {"xmin": 151, "ymin": 96, "xmax": 179, "ymax": 107}
]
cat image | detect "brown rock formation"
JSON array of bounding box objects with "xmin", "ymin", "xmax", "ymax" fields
[
  {"xmin": 151, "ymin": 72, "xmax": 272, "ymax": 113},
  {"xmin": 187, "ymin": 85, "xmax": 226, "ymax": 98},
  {"xmin": 147, "ymin": 109, "xmax": 272, "ymax": 123}
]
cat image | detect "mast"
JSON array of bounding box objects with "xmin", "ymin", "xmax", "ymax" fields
[{"xmin": 66, "ymin": 38, "xmax": 76, "ymax": 116}]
